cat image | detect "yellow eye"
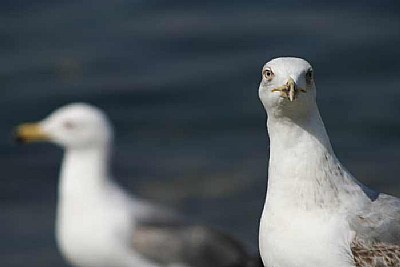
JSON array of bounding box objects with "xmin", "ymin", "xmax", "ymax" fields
[{"xmin": 263, "ymin": 68, "xmax": 274, "ymax": 81}]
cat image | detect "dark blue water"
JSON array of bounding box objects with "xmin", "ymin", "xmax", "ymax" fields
[{"xmin": 1, "ymin": 1, "xmax": 400, "ymax": 266}]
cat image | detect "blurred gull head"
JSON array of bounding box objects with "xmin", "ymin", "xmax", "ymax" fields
[{"xmin": 16, "ymin": 103, "xmax": 113, "ymax": 149}]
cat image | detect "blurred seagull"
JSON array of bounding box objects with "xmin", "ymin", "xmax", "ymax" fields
[
  {"xmin": 258, "ymin": 57, "xmax": 400, "ymax": 267},
  {"xmin": 16, "ymin": 103, "xmax": 261, "ymax": 267}
]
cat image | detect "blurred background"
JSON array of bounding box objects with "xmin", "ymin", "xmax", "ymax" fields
[{"xmin": 1, "ymin": 0, "xmax": 400, "ymax": 266}]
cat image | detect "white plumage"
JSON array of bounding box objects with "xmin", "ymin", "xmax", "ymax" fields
[
  {"xmin": 17, "ymin": 103, "xmax": 257, "ymax": 267},
  {"xmin": 258, "ymin": 57, "xmax": 400, "ymax": 267}
]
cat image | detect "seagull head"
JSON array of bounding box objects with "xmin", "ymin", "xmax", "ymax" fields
[
  {"xmin": 259, "ymin": 57, "xmax": 316, "ymax": 118},
  {"xmin": 15, "ymin": 103, "xmax": 113, "ymax": 149}
]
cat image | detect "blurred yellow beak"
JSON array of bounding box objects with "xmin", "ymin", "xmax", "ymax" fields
[
  {"xmin": 15, "ymin": 123, "xmax": 50, "ymax": 143},
  {"xmin": 271, "ymin": 77, "xmax": 306, "ymax": 102}
]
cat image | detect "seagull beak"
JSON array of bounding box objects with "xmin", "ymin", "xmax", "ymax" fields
[
  {"xmin": 271, "ymin": 77, "xmax": 306, "ymax": 102},
  {"xmin": 287, "ymin": 78, "xmax": 296, "ymax": 102},
  {"xmin": 15, "ymin": 123, "xmax": 50, "ymax": 143}
]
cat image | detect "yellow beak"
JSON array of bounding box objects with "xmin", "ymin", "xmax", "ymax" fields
[
  {"xmin": 271, "ymin": 77, "xmax": 306, "ymax": 102},
  {"xmin": 15, "ymin": 123, "xmax": 50, "ymax": 143},
  {"xmin": 287, "ymin": 78, "xmax": 296, "ymax": 102}
]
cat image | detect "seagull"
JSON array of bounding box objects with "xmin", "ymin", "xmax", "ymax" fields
[
  {"xmin": 258, "ymin": 57, "xmax": 400, "ymax": 267},
  {"xmin": 16, "ymin": 103, "xmax": 261, "ymax": 267}
]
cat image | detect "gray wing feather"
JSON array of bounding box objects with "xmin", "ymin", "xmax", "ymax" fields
[
  {"xmin": 132, "ymin": 199, "xmax": 184, "ymax": 225},
  {"xmin": 130, "ymin": 199, "xmax": 262, "ymax": 267},
  {"xmin": 350, "ymin": 193, "xmax": 400, "ymax": 245},
  {"xmin": 348, "ymin": 192, "xmax": 400, "ymax": 266},
  {"xmin": 132, "ymin": 223, "xmax": 249, "ymax": 267}
]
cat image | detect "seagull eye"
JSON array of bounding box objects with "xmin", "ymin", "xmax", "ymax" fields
[
  {"xmin": 306, "ymin": 69, "xmax": 313, "ymax": 82},
  {"xmin": 63, "ymin": 121, "xmax": 76, "ymax": 130},
  {"xmin": 263, "ymin": 68, "xmax": 274, "ymax": 81}
]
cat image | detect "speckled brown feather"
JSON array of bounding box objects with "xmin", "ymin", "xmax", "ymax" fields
[{"xmin": 352, "ymin": 238, "xmax": 400, "ymax": 267}]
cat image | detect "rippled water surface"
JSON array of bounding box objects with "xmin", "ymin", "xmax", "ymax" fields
[{"xmin": 1, "ymin": 1, "xmax": 400, "ymax": 266}]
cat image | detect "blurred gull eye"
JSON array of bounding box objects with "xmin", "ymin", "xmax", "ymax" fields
[
  {"xmin": 263, "ymin": 68, "xmax": 274, "ymax": 81},
  {"xmin": 63, "ymin": 121, "xmax": 75, "ymax": 130}
]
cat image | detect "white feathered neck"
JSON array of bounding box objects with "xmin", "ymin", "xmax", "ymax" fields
[
  {"xmin": 58, "ymin": 144, "xmax": 112, "ymax": 200},
  {"xmin": 265, "ymin": 102, "xmax": 366, "ymax": 212}
]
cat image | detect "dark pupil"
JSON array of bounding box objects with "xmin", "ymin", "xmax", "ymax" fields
[
  {"xmin": 266, "ymin": 71, "xmax": 271, "ymax": 76},
  {"xmin": 307, "ymin": 71, "xmax": 312, "ymax": 78}
]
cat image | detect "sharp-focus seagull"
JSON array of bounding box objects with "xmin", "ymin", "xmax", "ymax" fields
[
  {"xmin": 16, "ymin": 103, "xmax": 261, "ymax": 267},
  {"xmin": 258, "ymin": 57, "xmax": 400, "ymax": 267}
]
